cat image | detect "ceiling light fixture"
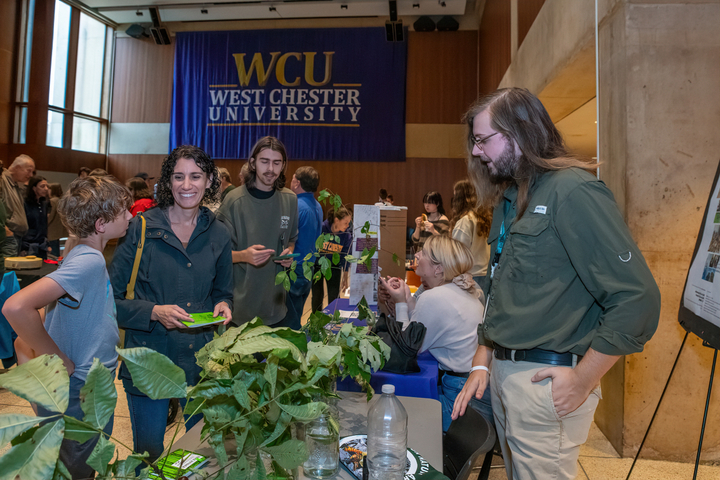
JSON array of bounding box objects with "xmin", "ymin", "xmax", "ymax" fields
[
  {"xmin": 341, "ymin": 4, "xmax": 348, "ymax": 9},
  {"xmin": 269, "ymin": 6, "xmax": 276, "ymax": 11},
  {"xmin": 439, "ymin": 1, "xmax": 446, "ymax": 7},
  {"xmin": 413, "ymin": 3, "xmax": 420, "ymax": 8},
  {"xmin": 136, "ymin": 10, "xmax": 143, "ymax": 16},
  {"xmin": 201, "ymin": 8, "xmax": 208, "ymax": 14}
]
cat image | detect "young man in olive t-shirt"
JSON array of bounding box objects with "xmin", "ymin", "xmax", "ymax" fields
[{"xmin": 217, "ymin": 137, "xmax": 298, "ymax": 326}]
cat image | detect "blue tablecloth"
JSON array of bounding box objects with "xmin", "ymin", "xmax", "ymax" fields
[
  {"xmin": 0, "ymin": 272, "xmax": 21, "ymax": 366},
  {"xmin": 325, "ymin": 298, "xmax": 440, "ymax": 400}
]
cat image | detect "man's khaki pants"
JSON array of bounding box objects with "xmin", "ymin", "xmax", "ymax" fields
[{"xmin": 491, "ymin": 358, "xmax": 601, "ymax": 480}]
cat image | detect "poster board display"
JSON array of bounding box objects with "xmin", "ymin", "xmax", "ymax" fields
[
  {"xmin": 350, "ymin": 205, "xmax": 380, "ymax": 305},
  {"xmin": 680, "ymin": 161, "xmax": 720, "ymax": 349}
]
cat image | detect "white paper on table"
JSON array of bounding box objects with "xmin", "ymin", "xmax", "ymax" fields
[{"xmin": 338, "ymin": 310, "xmax": 360, "ymax": 319}]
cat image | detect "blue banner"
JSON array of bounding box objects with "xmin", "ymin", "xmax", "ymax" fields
[{"xmin": 170, "ymin": 28, "xmax": 407, "ymax": 161}]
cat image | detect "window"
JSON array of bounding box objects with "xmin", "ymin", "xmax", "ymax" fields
[{"xmin": 16, "ymin": 0, "xmax": 113, "ymax": 153}]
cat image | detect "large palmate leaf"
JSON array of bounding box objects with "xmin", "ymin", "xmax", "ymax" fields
[
  {"xmin": 262, "ymin": 439, "xmax": 309, "ymax": 470},
  {"xmin": 306, "ymin": 343, "xmax": 342, "ymax": 368},
  {"xmin": 80, "ymin": 358, "xmax": 117, "ymax": 430},
  {"xmin": 276, "ymin": 401, "xmax": 327, "ymax": 421},
  {"xmin": 228, "ymin": 336, "xmax": 306, "ymax": 369},
  {"xmin": 116, "ymin": 347, "xmax": 187, "ymax": 399},
  {"xmin": 0, "ymin": 418, "xmax": 64, "ymax": 480},
  {"xmin": 86, "ymin": 434, "xmax": 114, "ymax": 476},
  {"xmin": 62, "ymin": 415, "xmax": 98, "ymax": 444},
  {"xmin": 260, "ymin": 411, "xmax": 292, "ymax": 447},
  {"xmin": 0, "ymin": 413, "xmax": 40, "ymax": 449},
  {"xmin": 0, "ymin": 355, "xmax": 69, "ymax": 413},
  {"xmin": 52, "ymin": 459, "xmax": 72, "ymax": 480}
]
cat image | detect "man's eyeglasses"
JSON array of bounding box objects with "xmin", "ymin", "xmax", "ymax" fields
[{"xmin": 471, "ymin": 132, "xmax": 500, "ymax": 151}]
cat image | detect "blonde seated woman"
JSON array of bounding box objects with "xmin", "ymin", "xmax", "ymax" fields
[{"xmin": 379, "ymin": 235, "xmax": 492, "ymax": 431}]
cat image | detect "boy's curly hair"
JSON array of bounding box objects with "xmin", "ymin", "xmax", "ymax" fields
[{"xmin": 59, "ymin": 176, "xmax": 133, "ymax": 238}]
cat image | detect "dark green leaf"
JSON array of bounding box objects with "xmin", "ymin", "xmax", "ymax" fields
[
  {"xmin": 332, "ymin": 195, "xmax": 342, "ymax": 212},
  {"xmin": 232, "ymin": 379, "xmax": 252, "ymax": 411},
  {"xmin": 116, "ymin": 347, "xmax": 187, "ymax": 399},
  {"xmin": 332, "ymin": 252, "xmax": 340, "ymax": 265},
  {"xmin": 62, "ymin": 415, "xmax": 98, "ymax": 444},
  {"xmin": 263, "ymin": 439, "xmax": 310, "ymax": 470},
  {"xmin": 52, "ymin": 459, "xmax": 72, "ymax": 480},
  {"xmin": 361, "ymin": 221, "xmax": 370, "ymax": 234},
  {"xmin": 208, "ymin": 429, "xmax": 229, "ymax": 467},
  {"xmin": 80, "ymin": 359, "xmax": 117, "ymax": 431},
  {"xmin": 275, "ymin": 271, "xmax": 287, "ymax": 286},
  {"xmin": 114, "ymin": 452, "xmax": 147, "ymax": 479},
  {"xmin": 283, "ymin": 275, "xmax": 291, "ymax": 292},
  {"xmin": 86, "ymin": 434, "xmax": 114, "ymax": 476},
  {"xmin": 276, "ymin": 402, "xmax": 327, "ymax": 421},
  {"xmin": 303, "ymin": 261, "xmax": 314, "ymax": 282}
]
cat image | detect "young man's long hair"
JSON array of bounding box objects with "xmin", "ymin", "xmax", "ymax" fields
[
  {"xmin": 243, "ymin": 136, "xmax": 288, "ymax": 190},
  {"xmin": 463, "ymin": 88, "xmax": 595, "ymax": 219}
]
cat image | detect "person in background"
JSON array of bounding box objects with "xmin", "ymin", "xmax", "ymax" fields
[
  {"xmin": 450, "ymin": 179, "xmax": 492, "ymax": 287},
  {"xmin": 386, "ymin": 194, "xmax": 394, "ymax": 205},
  {"xmin": 125, "ymin": 177, "xmax": 156, "ymax": 216},
  {"xmin": 237, "ymin": 163, "xmax": 248, "ymax": 187},
  {"xmin": 451, "ymin": 88, "xmax": 661, "ymax": 480},
  {"xmin": 22, "ymin": 176, "xmax": 50, "ymax": 259},
  {"xmin": 279, "ymin": 166, "xmax": 323, "ymax": 329},
  {"xmin": 134, "ymin": 172, "xmax": 155, "ymax": 191},
  {"xmin": 78, "ymin": 167, "xmax": 91, "ymax": 178},
  {"xmin": 109, "ymin": 145, "xmax": 233, "ymax": 465},
  {"xmin": 4, "ymin": 176, "xmax": 133, "ymax": 480},
  {"xmin": 89, "ymin": 168, "xmax": 108, "ymax": 177},
  {"xmin": 218, "ymin": 167, "xmax": 236, "ymax": 201},
  {"xmin": 0, "ymin": 161, "xmax": 7, "ymax": 275},
  {"xmin": 311, "ymin": 207, "xmax": 353, "ymax": 312},
  {"xmin": 380, "ymin": 235, "xmax": 492, "ymax": 431},
  {"xmin": 216, "ymin": 136, "xmax": 298, "ymax": 326},
  {"xmin": 411, "ymin": 191, "xmax": 450, "ymax": 249},
  {"xmin": 1, "ymin": 154, "xmax": 34, "ymax": 257},
  {"xmin": 47, "ymin": 183, "xmax": 67, "ymax": 257},
  {"xmin": 378, "ymin": 188, "xmax": 388, "ymax": 205}
]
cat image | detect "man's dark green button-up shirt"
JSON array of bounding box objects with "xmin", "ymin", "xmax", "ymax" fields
[{"xmin": 479, "ymin": 168, "xmax": 661, "ymax": 357}]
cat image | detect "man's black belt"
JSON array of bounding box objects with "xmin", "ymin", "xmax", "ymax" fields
[{"xmin": 493, "ymin": 344, "xmax": 579, "ymax": 367}]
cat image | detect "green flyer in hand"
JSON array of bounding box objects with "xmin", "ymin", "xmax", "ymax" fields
[
  {"xmin": 181, "ymin": 312, "xmax": 226, "ymax": 328},
  {"xmin": 147, "ymin": 449, "xmax": 209, "ymax": 479}
]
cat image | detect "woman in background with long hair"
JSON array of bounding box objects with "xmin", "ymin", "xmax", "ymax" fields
[{"xmin": 450, "ymin": 179, "xmax": 492, "ymax": 287}]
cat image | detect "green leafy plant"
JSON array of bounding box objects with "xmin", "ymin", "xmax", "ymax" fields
[{"xmin": 0, "ymin": 313, "xmax": 389, "ymax": 480}]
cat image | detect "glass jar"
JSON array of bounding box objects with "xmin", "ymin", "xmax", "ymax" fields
[{"xmin": 302, "ymin": 401, "xmax": 340, "ymax": 478}]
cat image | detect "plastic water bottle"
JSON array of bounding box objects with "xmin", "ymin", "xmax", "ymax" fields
[{"xmin": 367, "ymin": 384, "xmax": 408, "ymax": 480}]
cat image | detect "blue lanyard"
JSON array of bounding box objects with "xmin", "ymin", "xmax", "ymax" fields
[{"xmin": 490, "ymin": 200, "xmax": 511, "ymax": 278}]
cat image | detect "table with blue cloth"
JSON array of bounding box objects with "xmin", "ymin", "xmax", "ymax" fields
[{"xmin": 324, "ymin": 298, "xmax": 439, "ymax": 400}]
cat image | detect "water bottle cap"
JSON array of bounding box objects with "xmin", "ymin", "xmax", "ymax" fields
[{"xmin": 381, "ymin": 384, "xmax": 395, "ymax": 394}]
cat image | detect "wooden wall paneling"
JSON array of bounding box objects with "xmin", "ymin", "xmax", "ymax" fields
[
  {"xmin": 111, "ymin": 38, "xmax": 174, "ymax": 123},
  {"xmin": 0, "ymin": 0, "xmax": 19, "ymax": 158},
  {"xmin": 7, "ymin": 143, "xmax": 105, "ymax": 173},
  {"xmin": 108, "ymin": 153, "xmax": 165, "ymax": 183},
  {"xmin": 478, "ymin": 0, "xmax": 511, "ymax": 96},
  {"xmin": 518, "ymin": 0, "xmax": 546, "ymax": 50},
  {"xmin": 406, "ymin": 31, "xmax": 479, "ymax": 124}
]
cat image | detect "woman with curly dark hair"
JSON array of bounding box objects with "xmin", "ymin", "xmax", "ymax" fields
[
  {"xmin": 109, "ymin": 145, "xmax": 232, "ymax": 464},
  {"xmin": 450, "ymin": 179, "xmax": 492, "ymax": 287}
]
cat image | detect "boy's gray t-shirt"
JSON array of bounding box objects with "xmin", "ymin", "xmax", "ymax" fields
[{"xmin": 45, "ymin": 244, "xmax": 119, "ymax": 380}]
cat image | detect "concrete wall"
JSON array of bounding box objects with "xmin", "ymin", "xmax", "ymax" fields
[{"xmin": 599, "ymin": 0, "xmax": 720, "ymax": 462}]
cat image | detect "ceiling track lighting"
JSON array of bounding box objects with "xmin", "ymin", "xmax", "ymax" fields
[
  {"xmin": 269, "ymin": 6, "xmax": 276, "ymax": 12},
  {"xmin": 201, "ymin": 8, "xmax": 208, "ymax": 14},
  {"xmin": 135, "ymin": 10, "xmax": 143, "ymax": 16},
  {"xmin": 413, "ymin": 3, "xmax": 420, "ymax": 8},
  {"xmin": 341, "ymin": 4, "xmax": 348, "ymax": 9}
]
